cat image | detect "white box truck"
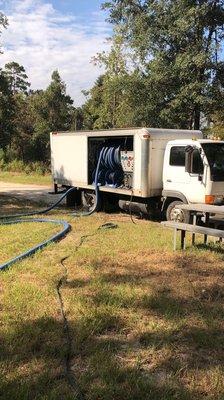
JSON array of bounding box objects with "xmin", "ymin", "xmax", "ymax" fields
[{"xmin": 50, "ymin": 128, "xmax": 224, "ymax": 221}]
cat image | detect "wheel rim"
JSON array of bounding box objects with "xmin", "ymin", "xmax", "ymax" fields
[
  {"xmin": 84, "ymin": 193, "xmax": 95, "ymax": 210},
  {"xmin": 170, "ymin": 206, "xmax": 185, "ymax": 222}
]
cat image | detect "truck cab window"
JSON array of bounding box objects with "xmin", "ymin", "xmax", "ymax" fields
[
  {"xmin": 192, "ymin": 149, "xmax": 204, "ymax": 174},
  {"xmin": 202, "ymin": 143, "xmax": 224, "ymax": 181},
  {"xmin": 170, "ymin": 146, "xmax": 185, "ymax": 166}
]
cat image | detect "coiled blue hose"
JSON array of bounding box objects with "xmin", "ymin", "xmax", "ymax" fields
[{"xmin": 93, "ymin": 146, "xmax": 123, "ymax": 188}]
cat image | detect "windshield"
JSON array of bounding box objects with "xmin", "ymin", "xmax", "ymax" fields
[{"xmin": 202, "ymin": 143, "xmax": 224, "ymax": 181}]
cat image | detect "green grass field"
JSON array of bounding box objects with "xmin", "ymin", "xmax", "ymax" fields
[
  {"xmin": 1, "ymin": 196, "xmax": 224, "ymax": 399},
  {"xmin": 0, "ymin": 171, "xmax": 52, "ymax": 185}
]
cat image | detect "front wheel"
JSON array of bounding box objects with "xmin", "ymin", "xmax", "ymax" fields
[{"xmin": 166, "ymin": 201, "xmax": 190, "ymax": 223}]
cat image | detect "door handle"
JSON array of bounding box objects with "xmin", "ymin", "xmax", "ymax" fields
[{"xmin": 167, "ymin": 179, "xmax": 172, "ymax": 182}]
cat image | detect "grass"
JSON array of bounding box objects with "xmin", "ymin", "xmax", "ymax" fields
[
  {"xmin": 0, "ymin": 171, "xmax": 52, "ymax": 185},
  {"xmin": 1, "ymin": 196, "xmax": 224, "ymax": 399}
]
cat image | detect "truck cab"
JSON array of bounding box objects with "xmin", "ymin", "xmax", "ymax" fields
[{"xmin": 163, "ymin": 138, "xmax": 224, "ymax": 221}]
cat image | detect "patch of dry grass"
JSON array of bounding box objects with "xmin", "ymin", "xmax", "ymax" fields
[
  {"xmin": 0, "ymin": 171, "xmax": 51, "ymax": 185},
  {"xmin": 0, "ymin": 196, "xmax": 224, "ymax": 399}
]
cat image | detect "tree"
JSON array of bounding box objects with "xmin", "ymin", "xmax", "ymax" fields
[
  {"xmin": 26, "ymin": 71, "xmax": 74, "ymax": 161},
  {"xmin": 0, "ymin": 12, "xmax": 8, "ymax": 54},
  {"xmin": 82, "ymin": 76, "xmax": 105, "ymax": 129},
  {"xmin": 102, "ymin": 0, "xmax": 224, "ymax": 129},
  {"xmin": 9, "ymin": 93, "xmax": 35, "ymax": 161},
  {"xmin": 44, "ymin": 70, "xmax": 74, "ymax": 130},
  {"xmin": 70, "ymin": 107, "xmax": 84, "ymax": 130},
  {"xmin": 3, "ymin": 62, "xmax": 30, "ymax": 94},
  {"xmin": 1, "ymin": 63, "xmax": 32, "ymax": 160},
  {"xmin": 83, "ymin": 35, "xmax": 139, "ymax": 129},
  {"xmin": 0, "ymin": 72, "xmax": 15, "ymax": 151},
  {"xmin": 0, "ymin": 13, "xmax": 15, "ymax": 152},
  {"xmin": 0, "ymin": 10, "xmax": 76, "ymax": 164}
]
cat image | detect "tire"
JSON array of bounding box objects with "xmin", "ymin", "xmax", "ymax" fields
[
  {"xmin": 166, "ymin": 200, "xmax": 190, "ymax": 223},
  {"xmin": 81, "ymin": 190, "xmax": 101, "ymax": 212}
]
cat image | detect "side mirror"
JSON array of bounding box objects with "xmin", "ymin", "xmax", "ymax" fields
[
  {"xmin": 185, "ymin": 146, "xmax": 194, "ymax": 173},
  {"xmin": 185, "ymin": 146, "xmax": 204, "ymax": 175}
]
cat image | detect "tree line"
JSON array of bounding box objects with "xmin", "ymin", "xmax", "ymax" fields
[
  {"xmin": 0, "ymin": 62, "xmax": 81, "ymax": 166},
  {"xmin": 1, "ymin": 1, "xmax": 224, "ymax": 167}
]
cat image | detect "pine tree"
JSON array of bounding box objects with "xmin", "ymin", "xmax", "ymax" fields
[
  {"xmin": 44, "ymin": 70, "xmax": 74, "ymax": 130},
  {"xmin": 0, "ymin": 13, "xmax": 15, "ymax": 152},
  {"xmin": 0, "ymin": 72, "xmax": 15, "ymax": 150},
  {"xmin": 3, "ymin": 62, "xmax": 30, "ymax": 94},
  {"xmin": 0, "ymin": 12, "xmax": 8, "ymax": 54},
  {"xmin": 27, "ymin": 71, "xmax": 74, "ymax": 161}
]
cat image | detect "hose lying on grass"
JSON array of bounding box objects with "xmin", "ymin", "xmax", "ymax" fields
[
  {"xmin": 0, "ymin": 218, "xmax": 71, "ymax": 271},
  {"xmin": 0, "ymin": 187, "xmax": 77, "ymax": 271},
  {"xmin": 0, "ymin": 149, "xmax": 121, "ymax": 400},
  {"xmin": 0, "ymin": 146, "xmax": 118, "ymax": 270},
  {"xmin": 1, "ymin": 182, "xmax": 118, "ymax": 398}
]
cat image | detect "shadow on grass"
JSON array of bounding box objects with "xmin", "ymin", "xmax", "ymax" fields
[
  {"xmin": 0, "ymin": 315, "xmax": 205, "ymax": 400},
  {"xmin": 139, "ymin": 325, "xmax": 224, "ymax": 357},
  {"xmin": 196, "ymin": 242, "xmax": 224, "ymax": 257},
  {"xmin": 1, "ymin": 252, "xmax": 224, "ymax": 399},
  {"xmin": 0, "ymin": 317, "xmax": 72, "ymax": 400},
  {"xmin": 1, "ymin": 289, "xmax": 224, "ymax": 400},
  {"xmin": 0, "ymin": 194, "xmax": 38, "ymax": 216}
]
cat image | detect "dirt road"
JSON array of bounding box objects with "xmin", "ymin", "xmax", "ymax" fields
[{"xmin": 0, "ymin": 181, "xmax": 65, "ymax": 205}]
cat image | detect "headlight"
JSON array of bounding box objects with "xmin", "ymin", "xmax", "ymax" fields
[{"xmin": 205, "ymin": 195, "xmax": 224, "ymax": 205}]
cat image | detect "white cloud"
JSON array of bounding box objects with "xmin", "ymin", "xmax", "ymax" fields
[{"xmin": 0, "ymin": 0, "xmax": 111, "ymax": 105}]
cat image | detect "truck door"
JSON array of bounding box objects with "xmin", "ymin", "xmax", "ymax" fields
[{"xmin": 163, "ymin": 145, "xmax": 205, "ymax": 203}]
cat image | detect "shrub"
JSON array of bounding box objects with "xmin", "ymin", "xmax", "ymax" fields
[
  {"xmin": 0, "ymin": 158, "xmax": 50, "ymax": 175},
  {"xmin": 7, "ymin": 160, "xmax": 25, "ymax": 172},
  {"xmin": 0, "ymin": 159, "xmax": 6, "ymax": 171}
]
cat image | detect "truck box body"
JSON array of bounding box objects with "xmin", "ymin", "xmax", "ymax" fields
[{"xmin": 50, "ymin": 128, "xmax": 202, "ymax": 198}]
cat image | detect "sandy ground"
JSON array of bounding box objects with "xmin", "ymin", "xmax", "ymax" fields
[{"xmin": 0, "ymin": 181, "xmax": 65, "ymax": 205}]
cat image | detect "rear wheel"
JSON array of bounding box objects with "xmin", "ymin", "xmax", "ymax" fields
[
  {"xmin": 166, "ymin": 200, "xmax": 190, "ymax": 223},
  {"xmin": 81, "ymin": 190, "xmax": 100, "ymax": 212}
]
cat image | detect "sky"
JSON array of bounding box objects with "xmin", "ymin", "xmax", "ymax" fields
[{"xmin": 0, "ymin": 0, "xmax": 111, "ymax": 105}]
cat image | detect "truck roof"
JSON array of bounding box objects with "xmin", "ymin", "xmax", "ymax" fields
[
  {"xmin": 51, "ymin": 127, "xmax": 202, "ymax": 140},
  {"xmin": 168, "ymin": 138, "xmax": 224, "ymax": 145},
  {"xmin": 199, "ymin": 139, "xmax": 224, "ymax": 144}
]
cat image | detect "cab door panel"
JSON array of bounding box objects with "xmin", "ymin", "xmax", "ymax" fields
[{"xmin": 163, "ymin": 145, "xmax": 205, "ymax": 203}]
